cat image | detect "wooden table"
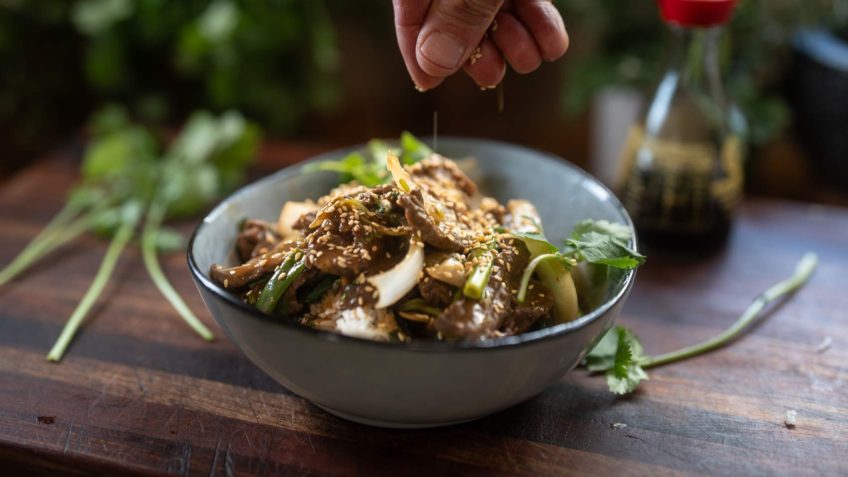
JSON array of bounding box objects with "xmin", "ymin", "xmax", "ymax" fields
[{"xmin": 1, "ymin": 146, "xmax": 847, "ymax": 476}]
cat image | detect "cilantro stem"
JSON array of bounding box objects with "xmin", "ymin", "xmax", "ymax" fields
[
  {"xmin": 517, "ymin": 253, "xmax": 561, "ymax": 303},
  {"xmin": 0, "ymin": 208, "xmax": 95, "ymax": 287},
  {"xmin": 643, "ymin": 252, "xmax": 818, "ymax": 369},
  {"xmin": 142, "ymin": 199, "xmax": 214, "ymax": 341},
  {"xmin": 46, "ymin": 203, "xmax": 142, "ymax": 362}
]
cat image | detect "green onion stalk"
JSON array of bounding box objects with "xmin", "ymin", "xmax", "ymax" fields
[
  {"xmin": 257, "ymin": 249, "xmax": 306, "ymax": 314},
  {"xmin": 0, "ymin": 193, "xmax": 113, "ymax": 286},
  {"xmin": 463, "ymin": 250, "xmax": 494, "ymax": 300},
  {"xmin": 141, "ymin": 198, "xmax": 214, "ymax": 341},
  {"xmin": 46, "ymin": 202, "xmax": 143, "ymax": 362}
]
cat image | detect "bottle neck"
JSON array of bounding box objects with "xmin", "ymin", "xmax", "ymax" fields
[{"xmin": 667, "ymin": 24, "xmax": 727, "ymax": 110}]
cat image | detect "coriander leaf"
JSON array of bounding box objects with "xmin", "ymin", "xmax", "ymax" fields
[
  {"xmin": 583, "ymin": 326, "xmax": 648, "ymax": 395},
  {"xmin": 213, "ymin": 114, "xmax": 261, "ymax": 191},
  {"xmin": 82, "ymin": 126, "xmax": 157, "ymax": 181},
  {"xmin": 367, "ymin": 139, "xmax": 393, "ymax": 163},
  {"xmin": 152, "ymin": 227, "xmax": 186, "ymax": 252},
  {"xmin": 161, "ymin": 162, "xmax": 220, "ymax": 218},
  {"xmin": 583, "ymin": 327, "xmax": 620, "ymax": 372},
  {"xmin": 87, "ymin": 103, "xmax": 131, "ymax": 136},
  {"xmin": 571, "ymin": 219, "xmax": 633, "ymax": 242},
  {"xmin": 509, "ymin": 230, "xmax": 558, "ymax": 254},
  {"xmin": 305, "ymin": 132, "xmax": 430, "ymax": 187},
  {"xmin": 89, "ymin": 207, "xmax": 123, "ymax": 236},
  {"xmin": 168, "ymin": 111, "xmax": 219, "ymax": 164},
  {"xmin": 399, "ymin": 131, "xmax": 432, "ymax": 165},
  {"xmin": 567, "ymin": 231, "xmax": 645, "ymax": 270},
  {"xmin": 160, "ymin": 110, "xmax": 259, "ymax": 218},
  {"xmin": 304, "ymin": 152, "xmax": 387, "ymax": 187}
]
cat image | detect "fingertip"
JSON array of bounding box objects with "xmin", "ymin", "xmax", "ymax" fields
[
  {"xmin": 491, "ymin": 12, "xmax": 543, "ymax": 74},
  {"xmin": 516, "ymin": 1, "xmax": 569, "ymax": 62},
  {"xmin": 462, "ymin": 38, "xmax": 506, "ymax": 89},
  {"xmin": 414, "ymin": 76, "xmax": 446, "ymax": 92},
  {"xmin": 396, "ymin": 23, "xmax": 445, "ymax": 91},
  {"xmin": 541, "ymin": 2, "xmax": 569, "ymax": 61}
]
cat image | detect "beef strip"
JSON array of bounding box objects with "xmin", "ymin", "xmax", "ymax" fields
[
  {"xmin": 398, "ymin": 157, "xmax": 499, "ymax": 254},
  {"xmin": 501, "ymin": 285, "xmax": 554, "ymax": 335},
  {"xmin": 236, "ymin": 220, "xmax": 279, "ymax": 261},
  {"xmin": 398, "ymin": 188, "xmax": 468, "ymax": 252},
  {"xmin": 292, "ymin": 211, "xmax": 316, "ymax": 232},
  {"xmin": 304, "ymin": 186, "xmax": 408, "ymax": 279},
  {"xmin": 407, "ymin": 156, "xmax": 477, "ymax": 197},
  {"xmin": 210, "ymin": 240, "xmax": 298, "ymax": 289},
  {"xmin": 433, "ymin": 238, "xmax": 530, "ymax": 340},
  {"xmin": 418, "ymin": 275, "xmax": 454, "ymax": 308}
]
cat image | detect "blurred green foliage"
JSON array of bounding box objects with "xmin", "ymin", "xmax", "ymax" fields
[
  {"xmin": 2, "ymin": 0, "xmax": 845, "ymax": 160},
  {"xmin": 0, "ymin": 0, "xmax": 338, "ymax": 155},
  {"xmin": 558, "ymin": 0, "xmax": 848, "ymax": 145}
]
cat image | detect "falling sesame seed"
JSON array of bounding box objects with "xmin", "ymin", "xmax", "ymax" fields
[{"xmin": 224, "ymin": 279, "xmax": 229, "ymax": 288}]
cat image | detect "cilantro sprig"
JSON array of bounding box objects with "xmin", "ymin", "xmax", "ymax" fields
[
  {"xmin": 566, "ymin": 220, "xmax": 645, "ymax": 269},
  {"xmin": 513, "ymin": 219, "xmax": 644, "ymax": 306},
  {"xmin": 303, "ymin": 131, "xmax": 431, "ymax": 186},
  {"xmin": 0, "ymin": 105, "xmax": 260, "ymax": 362},
  {"xmin": 583, "ymin": 252, "xmax": 818, "ymax": 394}
]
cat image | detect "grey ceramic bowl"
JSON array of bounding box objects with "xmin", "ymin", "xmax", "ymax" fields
[{"xmin": 188, "ymin": 138, "xmax": 637, "ymax": 428}]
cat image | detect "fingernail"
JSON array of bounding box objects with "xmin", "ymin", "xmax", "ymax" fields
[
  {"xmin": 419, "ymin": 31, "xmax": 466, "ymax": 70},
  {"xmin": 414, "ymin": 84, "xmax": 428, "ymax": 92}
]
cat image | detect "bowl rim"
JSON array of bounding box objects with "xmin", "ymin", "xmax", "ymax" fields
[{"xmin": 187, "ymin": 136, "xmax": 637, "ymax": 353}]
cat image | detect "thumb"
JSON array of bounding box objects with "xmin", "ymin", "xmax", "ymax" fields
[{"xmin": 416, "ymin": 0, "xmax": 503, "ymax": 77}]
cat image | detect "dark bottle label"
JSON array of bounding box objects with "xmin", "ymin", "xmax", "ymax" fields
[{"xmin": 617, "ymin": 126, "xmax": 742, "ymax": 248}]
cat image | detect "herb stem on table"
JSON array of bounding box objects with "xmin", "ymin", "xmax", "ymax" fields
[
  {"xmin": 46, "ymin": 202, "xmax": 143, "ymax": 362},
  {"xmin": 584, "ymin": 252, "xmax": 819, "ymax": 394},
  {"xmin": 642, "ymin": 252, "xmax": 819, "ymax": 369},
  {"xmin": 141, "ymin": 198, "xmax": 214, "ymax": 341},
  {"xmin": 0, "ymin": 212, "xmax": 94, "ymax": 286}
]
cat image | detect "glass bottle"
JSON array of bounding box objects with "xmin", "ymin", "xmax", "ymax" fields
[{"xmin": 617, "ymin": 0, "xmax": 743, "ymax": 253}]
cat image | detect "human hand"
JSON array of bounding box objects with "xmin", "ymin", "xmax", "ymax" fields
[{"xmin": 392, "ymin": 0, "xmax": 569, "ymax": 91}]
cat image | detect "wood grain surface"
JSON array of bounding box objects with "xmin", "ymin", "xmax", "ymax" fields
[{"xmin": 1, "ymin": 146, "xmax": 847, "ymax": 476}]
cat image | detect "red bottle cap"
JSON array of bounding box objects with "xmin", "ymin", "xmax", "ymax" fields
[{"xmin": 657, "ymin": 0, "xmax": 738, "ymax": 27}]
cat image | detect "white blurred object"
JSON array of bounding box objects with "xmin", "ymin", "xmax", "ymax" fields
[{"xmin": 590, "ymin": 87, "xmax": 644, "ymax": 187}]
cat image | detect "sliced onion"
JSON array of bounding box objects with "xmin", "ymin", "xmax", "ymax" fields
[
  {"xmin": 367, "ymin": 238, "xmax": 425, "ymax": 309},
  {"xmin": 386, "ymin": 151, "xmax": 415, "ymax": 192},
  {"xmin": 277, "ymin": 201, "xmax": 317, "ymax": 238},
  {"xmin": 505, "ymin": 199, "xmax": 542, "ymax": 233},
  {"xmin": 426, "ymin": 255, "xmax": 466, "ymax": 287}
]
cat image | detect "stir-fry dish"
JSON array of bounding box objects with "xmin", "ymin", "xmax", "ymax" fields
[{"xmin": 210, "ymin": 135, "xmax": 644, "ymax": 342}]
